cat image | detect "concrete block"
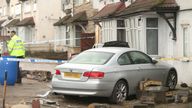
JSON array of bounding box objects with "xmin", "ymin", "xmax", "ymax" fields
[
  {"xmin": 145, "ymin": 86, "xmax": 169, "ymax": 92},
  {"xmin": 140, "ymin": 91, "xmax": 166, "ymax": 104},
  {"xmin": 177, "ymin": 90, "xmax": 190, "ymax": 96},
  {"xmin": 132, "ymin": 103, "xmax": 154, "ymax": 108},
  {"xmin": 181, "ymin": 96, "xmax": 188, "ymax": 103},
  {"xmin": 165, "ymin": 96, "xmax": 175, "ymax": 103}
]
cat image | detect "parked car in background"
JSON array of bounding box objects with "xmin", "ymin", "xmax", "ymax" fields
[
  {"xmin": 51, "ymin": 47, "xmax": 177, "ymax": 103},
  {"xmin": 92, "ymin": 41, "xmax": 129, "ymax": 48}
]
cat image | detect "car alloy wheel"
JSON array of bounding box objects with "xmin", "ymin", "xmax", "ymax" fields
[
  {"xmin": 110, "ymin": 80, "xmax": 128, "ymax": 104},
  {"xmin": 166, "ymin": 70, "xmax": 177, "ymax": 90}
]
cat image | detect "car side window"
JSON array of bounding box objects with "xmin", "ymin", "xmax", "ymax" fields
[
  {"xmin": 118, "ymin": 53, "xmax": 131, "ymax": 65},
  {"xmin": 129, "ymin": 51, "xmax": 152, "ymax": 64}
]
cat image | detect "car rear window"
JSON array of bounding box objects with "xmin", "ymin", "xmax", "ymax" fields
[{"xmin": 69, "ymin": 51, "xmax": 114, "ymax": 65}]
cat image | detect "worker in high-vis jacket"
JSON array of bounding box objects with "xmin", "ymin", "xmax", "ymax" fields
[{"xmin": 7, "ymin": 31, "xmax": 25, "ymax": 84}]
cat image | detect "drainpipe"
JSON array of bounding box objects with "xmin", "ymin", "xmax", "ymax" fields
[
  {"xmin": 6, "ymin": 0, "xmax": 10, "ymax": 17},
  {"xmin": 72, "ymin": 0, "xmax": 74, "ymax": 16},
  {"xmin": 20, "ymin": 1, "xmax": 24, "ymax": 20},
  {"xmin": 5, "ymin": 0, "xmax": 10, "ymax": 36}
]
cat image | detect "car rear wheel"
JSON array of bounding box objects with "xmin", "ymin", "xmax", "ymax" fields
[
  {"xmin": 109, "ymin": 80, "xmax": 128, "ymax": 104},
  {"xmin": 166, "ymin": 70, "xmax": 177, "ymax": 90}
]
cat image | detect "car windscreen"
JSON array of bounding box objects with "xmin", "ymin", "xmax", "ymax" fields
[{"xmin": 69, "ymin": 51, "xmax": 114, "ymax": 65}]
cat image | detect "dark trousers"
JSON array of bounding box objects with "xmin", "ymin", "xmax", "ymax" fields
[{"xmin": 16, "ymin": 56, "xmax": 24, "ymax": 83}]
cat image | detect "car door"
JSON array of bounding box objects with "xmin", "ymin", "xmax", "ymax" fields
[
  {"xmin": 116, "ymin": 52, "xmax": 144, "ymax": 94},
  {"xmin": 128, "ymin": 51, "xmax": 165, "ymax": 82}
]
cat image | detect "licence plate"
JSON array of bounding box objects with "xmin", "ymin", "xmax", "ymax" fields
[{"xmin": 64, "ymin": 72, "xmax": 81, "ymax": 78}]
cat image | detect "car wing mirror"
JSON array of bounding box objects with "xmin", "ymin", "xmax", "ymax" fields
[{"xmin": 152, "ymin": 59, "xmax": 158, "ymax": 64}]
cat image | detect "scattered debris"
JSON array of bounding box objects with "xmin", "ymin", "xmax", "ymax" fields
[
  {"xmin": 39, "ymin": 98, "xmax": 59, "ymax": 108},
  {"xmin": 88, "ymin": 103, "xmax": 111, "ymax": 108},
  {"xmin": 131, "ymin": 102, "xmax": 154, "ymax": 108},
  {"xmin": 36, "ymin": 90, "xmax": 51, "ymax": 98},
  {"xmin": 23, "ymin": 70, "xmax": 52, "ymax": 82},
  {"xmin": 11, "ymin": 104, "xmax": 31, "ymax": 108},
  {"xmin": 137, "ymin": 80, "xmax": 192, "ymax": 106},
  {"xmin": 139, "ymin": 80, "xmax": 162, "ymax": 91},
  {"xmin": 180, "ymin": 83, "xmax": 188, "ymax": 88},
  {"xmin": 66, "ymin": 105, "xmax": 81, "ymax": 108},
  {"xmin": 32, "ymin": 99, "xmax": 40, "ymax": 108}
]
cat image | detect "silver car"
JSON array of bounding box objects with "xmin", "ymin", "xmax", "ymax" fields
[{"xmin": 51, "ymin": 47, "xmax": 177, "ymax": 103}]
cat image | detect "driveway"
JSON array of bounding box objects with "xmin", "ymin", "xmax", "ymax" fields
[{"xmin": 0, "ymin": 78, "xmax": 191, "ymax": 108}]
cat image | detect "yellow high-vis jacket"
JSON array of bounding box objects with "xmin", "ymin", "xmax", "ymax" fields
[{"xmin": 7, "ymin": 35, "xmax": 25, "ymax": 57}]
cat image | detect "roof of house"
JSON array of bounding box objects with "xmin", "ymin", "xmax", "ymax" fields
[
  {"xmin": 64, "ymin": 11, "xmax": 87, "ymax": 24},
  {"xmin": 117, "ymin": 0, "xmax": 179, "ymax": 17},
  {"xmin": 54, "ymin": 15, "xmax": 71, "ymax": 26},
  {"xmin": 16, "ymin": 17, "xmax": 35, "ymax": 26},
  {"xmin": 156, "ymin": 0, "xmax": 179, "ymax": 9},
  {"xmin": 54, "ymin": 11, "xmax": 87, "ymax": 26},
  {"xmin": 5, "ymin": 19, "xmax": 20, "ymax": 27},
  {"xmin": 92, "ymin": 2, "xmax": 126, "ymax": 20}
]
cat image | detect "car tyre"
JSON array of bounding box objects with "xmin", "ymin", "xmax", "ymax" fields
[
  {"xmin": 109, "ymin": 80, "xmax": 128, "ymax": 104},
  {"xmin": 166, "ymin": 70, "xmax": 177, "ymax": 90}
]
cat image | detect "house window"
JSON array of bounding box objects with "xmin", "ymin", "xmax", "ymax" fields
[
  {"xmin": 74, "ymin": 0, "xmax": 84, "ymax": 6},
  {"xmin": 183, "ymin": 25, "xmax": 190, "ymax": 57},
  {"xmin": 33, "ymin": 0, "xmax": 37, "ymax": 11},
  {"xmin": 25, "ymin": 27, "xmax": 35, "ymax": 42},
  {"xmin": 0, "ymin": 7, "xmax": 2, "ymax": 16},
  {"xmin": 57, "ymin": 26, "xmax": 66, "ymax": 45},
  {"xmin": 10, "ymin": 5, "xmax": 15, "ymax": 16},
  {"xmin": 146, "ymin": 18, "xmax": 158, "ymax": 55},
  {"xmin": 24, "ymin": 1, "xmax": 31, "ymax": 13},
  {"xmin": 75, "ymin": 25, "xmax": 81, "ymax": 46},
  {"xmin": 125, "ymin": 17, "xmax": 142, "ymax": 50},
  {"xmin": 102, "ymin": 20, "xmax": 116, "ymax": 42},
  {"xmin": 65, "ymin": 0, "xmax": 71, "ymax": 5},
  {"xmin": 15, "ymin": 4, "xmax": 21, "ymax": 15},
  {"xmin": 117, "ymin": 20, "xmax": 126, "ymax": 41},
  {"xmin": 3, "ymin": 6, "xmax": 6, "ymax": 16},
  {"xmin": 66, "ymin": 25, "xmax": 70, "ymax": 45}
]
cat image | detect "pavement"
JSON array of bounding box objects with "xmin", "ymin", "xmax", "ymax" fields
[{"xmin": 0, "ymin": 79, "xmax": 50, "ymax": 105}]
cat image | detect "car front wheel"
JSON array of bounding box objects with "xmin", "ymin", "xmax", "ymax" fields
[
  {"xmin": 109, "ymin": 80, "xmax": 128, "ymax": 104},
  {"xmin": 166, "ymin": 70, "xmax": 177, "ymax": 90}
]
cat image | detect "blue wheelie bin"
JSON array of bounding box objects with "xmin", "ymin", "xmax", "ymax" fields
[{"xmin": 0, "ymin": 56, "xmax": 18, "ymax": 85}]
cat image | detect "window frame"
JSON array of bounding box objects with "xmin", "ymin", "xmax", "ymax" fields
[
  {"xmin": 117, "ymin": 52, "xmax": 132, "ymax": 65},
  {"xmin": 146, "ymin": 17, "xmax": 159, "ymax": 55},
  {"xmin": 128, "ymin": 51, "xmax": 153, "ymax": 64},
  {"xmin": 69, "ymin": 51, "xmax": 115, "ymax": 65},
  {"xmin": 182, "ymin": 25, "xmax": 191, "ymax": 57}
]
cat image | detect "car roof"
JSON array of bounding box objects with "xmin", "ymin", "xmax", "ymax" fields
[{"xmin": 86, "ymin": 47, "xmax": 137, "ymax": 53}]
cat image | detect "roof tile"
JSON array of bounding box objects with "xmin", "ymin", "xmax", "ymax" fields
[
  {"xmin": 117, "ymin": 0, "xmax": 179, "ymax": 17},
  {"xmin": 92, "ymin": 2, "xmax": 125, "ymax": 20}
]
